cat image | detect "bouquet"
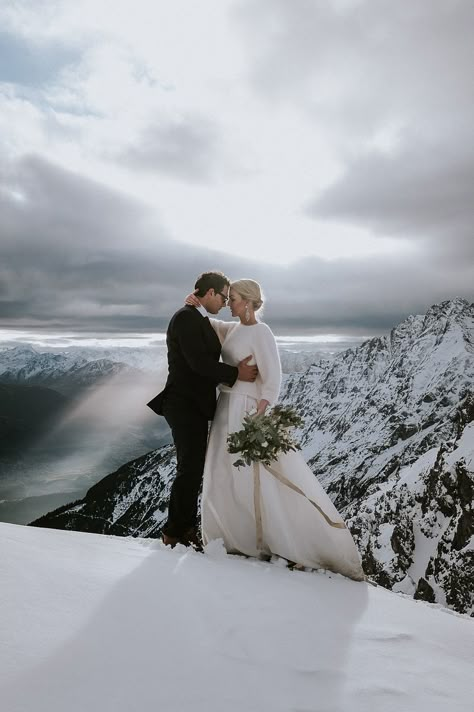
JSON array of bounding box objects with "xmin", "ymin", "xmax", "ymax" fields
[{"xmin": 227, "ymin": 405, "xmax": 304, "ymax": 468}]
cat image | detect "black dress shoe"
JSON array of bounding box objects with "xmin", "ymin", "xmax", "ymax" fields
[
  {"xmin": 180, "ymin": 527, "xmax": 203, "ymax": 552},
  {"xmin": 162, "ymin": 533, "xmax": 180, "ymax": 548}
]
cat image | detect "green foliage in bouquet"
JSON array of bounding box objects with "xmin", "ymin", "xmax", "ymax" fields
[{"xmin": 227, "ymin": 405, "xmax": 304, "ymax": 468}]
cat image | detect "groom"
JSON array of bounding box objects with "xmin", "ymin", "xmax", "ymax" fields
[{"xmin": 147, "ymin": 271, "xmax": 257, "ymax": 549}]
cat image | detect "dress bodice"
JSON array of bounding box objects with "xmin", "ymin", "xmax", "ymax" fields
[{"xmin": 211, "ymin": 320, "xmax": 281, "ymax": 405}]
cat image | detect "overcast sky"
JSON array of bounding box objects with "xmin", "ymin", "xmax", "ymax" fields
[{"xmin": 0, "ymin": 0, "xmax": 473, "ymax": 337}]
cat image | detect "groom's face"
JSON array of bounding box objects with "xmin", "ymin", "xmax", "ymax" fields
[{"xmin": 206, "ymin": 286, "xmax": 229, "ymax": 314}]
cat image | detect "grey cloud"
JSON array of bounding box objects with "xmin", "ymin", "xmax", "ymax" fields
[
  {"xmin": 0, "ymin": 154, "xmax": 257, "ymax": 330},
  {"xmin": 307, "ymin": 134, "xmax": 474, "ymax": 260},
  {"xmin": 259, "ymin": 251, "xmax": 474, "ymax": 335},
  {"xmin": 235, "ymin": 0, "xmax": 474, "ymax": 129},
  {"xmin": 1, "ymin": 154, "xmax": 152, "ymax": 250},
  {"xmin": 235, "ymin": 1, "xmax": 474, "ymax": 264},
  {"xmin": 121, "ymin": 116, "xmax": 222, "ymax": 183},
  {"xmin": 0, "ymin": 154, "xmax": 472, "ymax": 336}
]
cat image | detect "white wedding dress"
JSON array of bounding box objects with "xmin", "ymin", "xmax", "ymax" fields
[{"xmin": 201, "ymin": 320, "xmax": 364, "ymax": 581}]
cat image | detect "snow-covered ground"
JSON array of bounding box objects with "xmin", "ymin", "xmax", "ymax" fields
[{"xmin": 1, "ymin": 523, "xmax": 472, "ymax": 712}]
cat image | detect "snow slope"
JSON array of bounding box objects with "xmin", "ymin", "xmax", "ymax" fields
[{"xmin": 1, "ymin": 523, "xmax": 473, "ymax": 712}]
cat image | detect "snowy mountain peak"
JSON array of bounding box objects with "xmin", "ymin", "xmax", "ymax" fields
[
  {"xmin": 3, "ymin": 344, "xmax": 38, "ymax": 354},
  {"xmin": 0, "ymin": 344, "xmax": 38, "ymax": 362},
  {"xmin": 388, "ymin": 297, "xmax": 473, "ymax": 349},
  {"xmin": 425, "ymin": 296, "xmax": 472, "ymax": 318}
]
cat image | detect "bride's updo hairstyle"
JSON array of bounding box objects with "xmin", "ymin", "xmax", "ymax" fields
[{"xmin": 231, "ymin": 279, "xmax": 264, "ymax": 314}]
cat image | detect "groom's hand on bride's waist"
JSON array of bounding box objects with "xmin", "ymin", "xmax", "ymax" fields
[{"xmin": 237, "ymin": 355, "xmax": 258, "ymax": 382}]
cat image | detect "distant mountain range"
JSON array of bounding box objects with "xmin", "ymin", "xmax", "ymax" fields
[
  {"xmin": 31, "ymin": 298, "xmax": 474, "ymax": 616},
  {"xmin": 0, "ymin": 340, "xmax": 325, "ymax": 387},
  {"xmin": 0, "ymin": 347, "xmax": 146, "ymax": 396}
]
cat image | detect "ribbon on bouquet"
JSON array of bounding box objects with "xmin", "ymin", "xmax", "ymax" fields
[{"xmin": 252, "ymin": 462, "xmax": 346, "ymax": 553}]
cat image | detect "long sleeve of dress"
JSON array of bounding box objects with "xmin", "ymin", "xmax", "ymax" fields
[{"xmin": 254, "ymin": 324, "xmax": 282, "ymax": 404}]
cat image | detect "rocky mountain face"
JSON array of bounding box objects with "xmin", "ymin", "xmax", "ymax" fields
[
  {"xmin": 282, "ymin": 299, "xmax": 473, "ymax": 499},
  {"xmin": 280, "ymin": 297, "xmax": 474, "ymax": 614},
  {"xmin": 30, "ymin": 298, "xmax": 474, "ymax": 615},
  {"xmin": 346, "ymin": 406, "xmax": 473, "ymax": 615},
  {"xmin": 32, "ymin": 447, "xmax": 175, "ymax": 537},
  {"xmin": 279, "ymin": 349, "xmax": 325, "ymax": 373}
]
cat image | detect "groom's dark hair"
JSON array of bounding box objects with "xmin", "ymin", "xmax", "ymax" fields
[{"xmin": 194, "ymin": 271, "xmax": 231, "ymax": 297}]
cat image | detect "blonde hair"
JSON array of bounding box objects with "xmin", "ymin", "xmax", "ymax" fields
[{"xmin": 231, "ymin": 279, "xmax": 264, "ymax": 312}]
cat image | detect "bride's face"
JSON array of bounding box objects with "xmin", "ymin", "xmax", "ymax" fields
[{"xmin": 228, "ymin": 289, "xmax": 247, "ymax": 319}]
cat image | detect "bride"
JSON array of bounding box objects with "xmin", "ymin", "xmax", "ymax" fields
[{"xmin": 187, "ymin": 279, "xmax": 364, "ymax": 581}]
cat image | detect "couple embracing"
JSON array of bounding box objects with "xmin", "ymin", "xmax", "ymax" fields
[{"xmin": 148, "ymin": 271, "xmax": 364, "ymax": 580}]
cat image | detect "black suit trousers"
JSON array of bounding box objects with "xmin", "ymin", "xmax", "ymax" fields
[{"xmin": 162, "ymin": 399, "xmax": 210, "ymax": 538}]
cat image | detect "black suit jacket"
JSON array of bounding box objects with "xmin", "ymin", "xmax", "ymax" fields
[{"xmin": 147, "ymin": 306, "xmax": 238, "ymax": 420}]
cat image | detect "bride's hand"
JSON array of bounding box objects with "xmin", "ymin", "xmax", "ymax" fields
[
  {"xmin": 185, "ymin": 290, "xmax": 200, "ymax": 307},
  {"xmin": 256, "ymin": 399, "xmax": 270, "ymax": 416}
]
